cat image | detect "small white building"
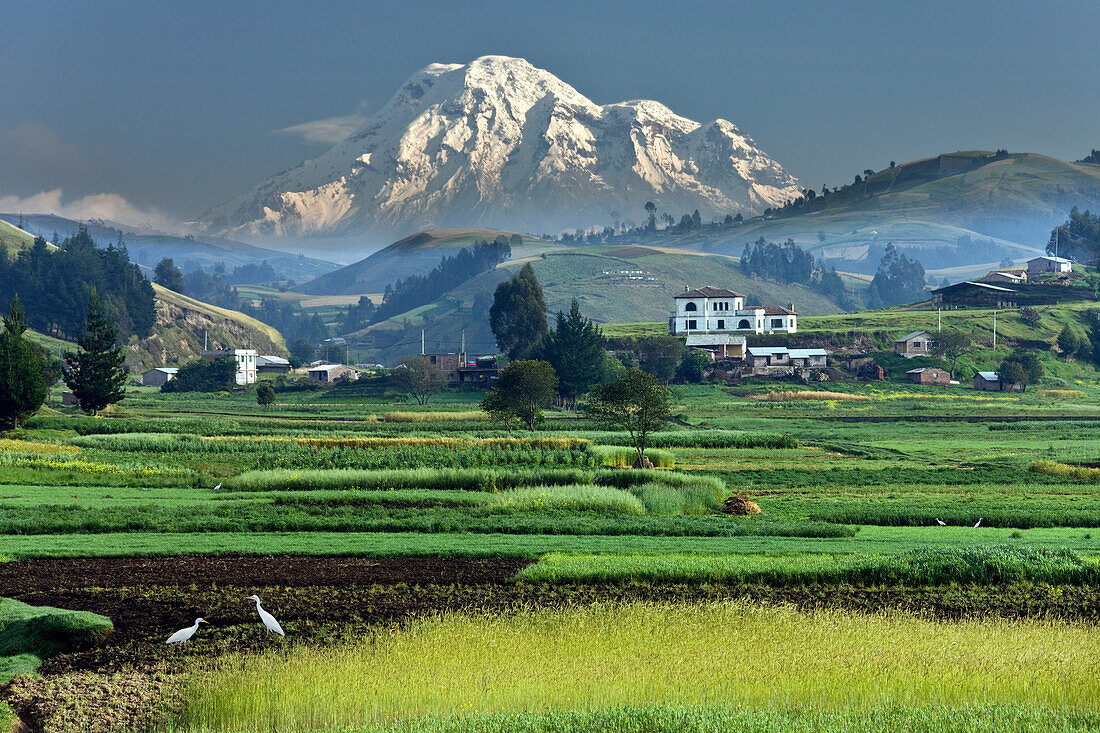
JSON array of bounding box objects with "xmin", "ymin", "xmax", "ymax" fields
[
  {"xmin": 746, "ymin": 347, "xmax": 828, "ymax": 369},
  {"xmin": 669, "ymin": 286, "xmax": 797, "ymax": 337},
  {"xmin": 141, "ymin": 367, "xmax": 178, "ymax": 387},
  {"xmin": 203, "ymin": 349, "xmax": 257, "ymax": 386},
  {"xmin": 1027, "ymin": 256, "xmax": 1072, "ymax": 276},
  {"xmin": 307, "ymin": 364, "xmax": 359, "ymax": 384}
]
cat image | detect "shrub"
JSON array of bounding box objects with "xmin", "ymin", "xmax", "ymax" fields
[{"xmin": 489, "ymin": 486, "xmax": 645, "ymax": 515}]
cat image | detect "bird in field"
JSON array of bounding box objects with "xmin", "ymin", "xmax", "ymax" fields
[
  {"xmin": 166, "ymin": 618, "xmax": 209, "ymax": 644},
  {"xmin": 246, "ymin": 595, "xmax": 285, "ymax": 636},
  {"xmin": 974, "ymin": 518, "xmax": 983, "ymax": 528},
  {"xmin": 213, "ymin": 483, "xmax": 222, "ymax": 490},
  {"xmin": 935, "ymin": 519, "xmax": 946, "ymax": 526}
]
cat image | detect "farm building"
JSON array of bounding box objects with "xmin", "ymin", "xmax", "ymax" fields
[
  {"xmin": 979, "ymin": 269, "xmax": 1027, "ymax": 285},
  {"xmin": 202, "ymin": 349, "xmax": 257, "ymax": 386},
  {"xmin": 973, "ymin": 371, "xmax": 1021, "ymax": 392},
  {"xmin": 931, "ymin": 282, "xmax": 1018, "ymax": 308},
  {"xmin": 669, "ymin": 286, "xmax": 797, "ymax": 337},
  {"xmin": 746, "ymin": 347, "xmax": 828, "ymax": 369},
  {"xmin": 307, "ymin": 364, "xmax": 359, "ymax": 383},
  {"xmin": 907, "ymin": 367, "xmax": 950, "ymax": 385},
  {"xmin": 255, "ymin": 355, "xmax": 291, "ymax": 374},
  {"xmin": 1027, "ymin": 256, "xmax": 1072, "ymax": 276},
  {"xmin": 685, "ymin": 333, "xmax": 746, "ymax": 360},
  {"xmin": 894, "ymin": 331, "xmax": 934, "ymax": 358},
  {"xmin": 457, "ymin": 355, "xmax": 500, "ymax": 385},
  {"xmin": 140, "ymin": 367, "xmax": 178, "ymax": 387}
]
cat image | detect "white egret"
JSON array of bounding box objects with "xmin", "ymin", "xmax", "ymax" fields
[
  {"xmin": 935, "ymin": 519, "xmax": 946, "ymax": 526},
  {"xmin": 166, "ymin": 618, "xmax": 209, "ymax": 644},
  {"xmin": 974, "ymin": 517, "xmax": 983, "ymax": 528},
  {"xmin": 213, "ymin": 483, "xmax": 222, "ymax": 490},
  {"xmin": 246, "ymin": 595, "xmax": 285, "ymax": 636}
]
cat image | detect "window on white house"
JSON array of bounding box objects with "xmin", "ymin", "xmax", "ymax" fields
[
  {"xmin": 716, "ymin": 320, "xmax": 724, "ymax": 329},
  {"xmin": 685, "ymin": 302, "xmax": 697, "ymax": 311},
  {"xmin": 912, "ymin": 342, "xmax": 921, "ymax": 349},
  {"xmin": 771, "ymin": 318, "xmax": 783, "ymax": 328},
  {"xmin": 688, "ymin": 319, "xmax": 697, "ymax": 330},
  {"xmin": 737, "ymin": 319, "xmax": 751, "ymax": 329}
]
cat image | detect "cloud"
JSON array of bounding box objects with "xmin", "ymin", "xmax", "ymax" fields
[
  {"xmin": 2, "ymin": 123, "xmax": 85, "ymax": 170},
  {"xmin": 0, "ymin": 189, "xmax": 182, "ymax": 234},
  {"xmin": 273, "ymin": 102, "xmax": 371, "ymax": 145}
]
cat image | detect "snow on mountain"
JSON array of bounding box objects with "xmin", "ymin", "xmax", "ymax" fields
[{"xmin": 200, "ymin": 56, "xmax": 802, "ymax": 244}]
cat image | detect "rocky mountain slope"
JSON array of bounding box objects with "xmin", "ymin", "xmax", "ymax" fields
[{"xmin": 201, "ymin": 55, "xmax": 802, "ymax": 248}]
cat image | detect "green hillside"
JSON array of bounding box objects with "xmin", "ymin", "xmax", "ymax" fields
[
  {"xmin": 345, "ymin": 245, "xmax": 856, "ymax": 364},
  {"xmin": 0, "ymin": 220, "xmax": 57, "ymax": 256},
  {"xmin": 599, "ymin": 152, "xmax": 1100, "ymax": 279},
  {"xmin": 299, "ymin": 228, "xmax": 561, "ymax": 295}
]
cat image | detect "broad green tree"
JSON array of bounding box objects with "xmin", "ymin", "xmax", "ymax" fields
[
  {"xmin": 489, "ymin": 263, "xmax": 548, "ymax": 359},
  {"xmin": 998, "ymin": 350, "xmax": 1043, "ymax": 391},
  {"xmin": 585, "ymin": 369, "xmax": 672, "ymax": 468},
  {"xmin": 162, "ymin": 357, "xmax": 237, "ymax": 393},
  {"xmin": 636, "ymin": 335, "xmax": 683, "ymax": 383},
  {"xmin": 0, "ymin": 296, "xmax": 49, "ymax": 429},
  {"xmin": 1057, "ymin": 325, "xmax": 1081, "ymax": 357},
  {"xmin": 256, "ymin": 383, "xmax": 276, "ymax": 410},
  {"xmin": 65, "ymin": 289, "xmax": 129, "ymax": 415},
  {"xmin": 539, "ymin": 299, "xmax": 605, "ymax": 408},
  {"xmin": 931, "ymin": 330, "xmax": 971, "ymax": 378},
  {"xmin": 480, "ymin": 360, "xmax": 558, "ymax": 431},
  {"xmin": 390, "ymin": 355, "xmax": 447, "ymax": 405}
]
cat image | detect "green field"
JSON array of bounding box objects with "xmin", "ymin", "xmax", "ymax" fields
[{"xmin": 5, "ymin": 372, "xmax": 1100, "ymax": 729}]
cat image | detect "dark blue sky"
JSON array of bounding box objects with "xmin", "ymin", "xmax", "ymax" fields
[{"xmin": 2, "ymin": 0, "xmax": 1097, "ymax": 223}]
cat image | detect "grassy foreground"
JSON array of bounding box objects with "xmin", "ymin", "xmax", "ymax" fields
[{"xmin": 176, "ymin": 602, "xmax": 1100, "ymax": 731}]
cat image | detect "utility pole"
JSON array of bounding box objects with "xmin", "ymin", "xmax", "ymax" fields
[
  {"xmin": 203, "ymin": 329, "xmax": 208, "ymax": 351},
  {"xmin": 461, "ymin": 330, "xmax": 466, "ymax": 365},
  {"xmin": 937, "ymin": 308, "xmax": 941, "ymax": 333},
  {"xmin": 993, "ymin": 310, "xmax": 997, "ymax": 351},
  {"xmin": 421, "ymin": 329, "xmax": 425, "ymax": 355}
]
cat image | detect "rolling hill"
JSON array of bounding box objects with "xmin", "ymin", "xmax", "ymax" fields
[
  {"xmin": 0, "ymin": 219, "xmax": 57, "ymax": 256},
  {"xmin": 593, "ymin": 152, "xmax": 1100, "ymax": 280},
  {"xmin": 343, "ymin": 245, "xmax": 857, "ymax": 365},
  {"xmin": 298, "ymin": 228, "xmax": 560, "ymax": 295},
  {"xmin": 1, "ymin": 214, "xmax": 337, "ymax": 283}
]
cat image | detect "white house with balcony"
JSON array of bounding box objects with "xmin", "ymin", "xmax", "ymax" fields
[{"xmin": 669, "ymin": 286, "xmax": 798, "ymax": 357}]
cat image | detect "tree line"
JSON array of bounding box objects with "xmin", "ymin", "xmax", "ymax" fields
[
  {"xmin": 373, "ymin": 240, "xmax": 511, "ymax": 323},
  {"xmin": 0, "ymin": 226, "xmax": 155, "ymax": 340}
]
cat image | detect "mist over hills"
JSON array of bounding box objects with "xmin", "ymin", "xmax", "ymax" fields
[{"xmin": 199, "ymin": 55, "xmax": 802, "ymax": 250}]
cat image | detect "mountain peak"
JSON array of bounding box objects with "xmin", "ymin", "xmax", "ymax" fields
[{"xmin": 201, "ymin": 57, "xmax": 802, "ymax": 248}]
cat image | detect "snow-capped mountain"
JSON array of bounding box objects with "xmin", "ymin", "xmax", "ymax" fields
[{"xmin": 201, "ymin": 56, "xmax": 802, "ymax": 244}]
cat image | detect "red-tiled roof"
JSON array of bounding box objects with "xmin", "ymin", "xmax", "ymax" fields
[
  {"xmin": 762, "ymin": 305, "xmax": 796, "ymax": 315},
  {"xmin": 674, "ymin": 286, "xmax": 745, "ymax": 299}
]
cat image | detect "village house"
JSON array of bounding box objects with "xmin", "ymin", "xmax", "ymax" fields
[
  {"xmin": 906, "ymin": 367, "xmax": 950, "ymax": 386},
  {"xmin": 973, "ymin": 370, "xmax": 1021, "ymax": 392},
  {"xmin": 140, "ymin": 367, "xmax": 178, "ymax": 387},
  {"xmin": 894, "ymin": 331, "xmax": 934, "ymax": 358},
  {"xmin": 255, "ymin": 355, "xmax": 291, "ymax": 374},
  {"xmin": 202, "ymin": 349, "xmax": 257, "ymax": 385},
  {"xmin": 669, "ymin": 287, "xmax": 797, "ymax": 347},
  {"xmin": 746, "ymin": 347, "xmax": 828, "ymax": 370},
  {"xmin": 307, "ymin": 364, "xmax": 359, "ymax": 384},
  {"xmin": 457, "ymin": 355, "xmax": 500, "ymax": 385},
  {"xmin": 1027, "ymin": 256, "xmax": 1072, "ymax": 276}
]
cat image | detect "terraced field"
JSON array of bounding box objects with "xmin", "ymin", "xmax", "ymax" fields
[{"xmin": 3, "ymin": 380, "xmax": 1100, "ymax": 731}]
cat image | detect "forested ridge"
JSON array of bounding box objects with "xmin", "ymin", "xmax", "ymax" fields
[{"xmin": 0, "ymin": 226, "xmax": 155, "ymax": 340}]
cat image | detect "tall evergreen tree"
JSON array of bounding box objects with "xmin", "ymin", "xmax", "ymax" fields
[
  {"xmin": 0, "ymin": 296, "xmax": 49, "ymax": 429},
  {"xmin": 539, "ymin": 299, "xmax": 605, "ymax": 408},
  {"xmin": 154, "ymin": 258, "xmax": 185, "ymax": 293},
  {"xmin": 489, "ymin": 263, "xmax": 548, "ymax": 359},
  {"xmin": 65, "ymin": 289, "xmax": 129, "ymax": 415}
]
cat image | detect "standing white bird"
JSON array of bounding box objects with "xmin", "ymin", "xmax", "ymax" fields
[
  {"xmin": 935, "ymin": 519, "xmax": 946, "ymax": 526},
  {"xmin": 213, "ymin": 483, "xmax": 222, "ymax": 491},
  {"xmin": 974, "ymin": 518, "xmax": 983, "ymax": 528},
  {"xmin": 166, "ymin": 618, "xmax": 209, "ymax": 644},
  {"xmin": 246, "ymin": 595, "xmax": 285, "ymax": 636}
]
